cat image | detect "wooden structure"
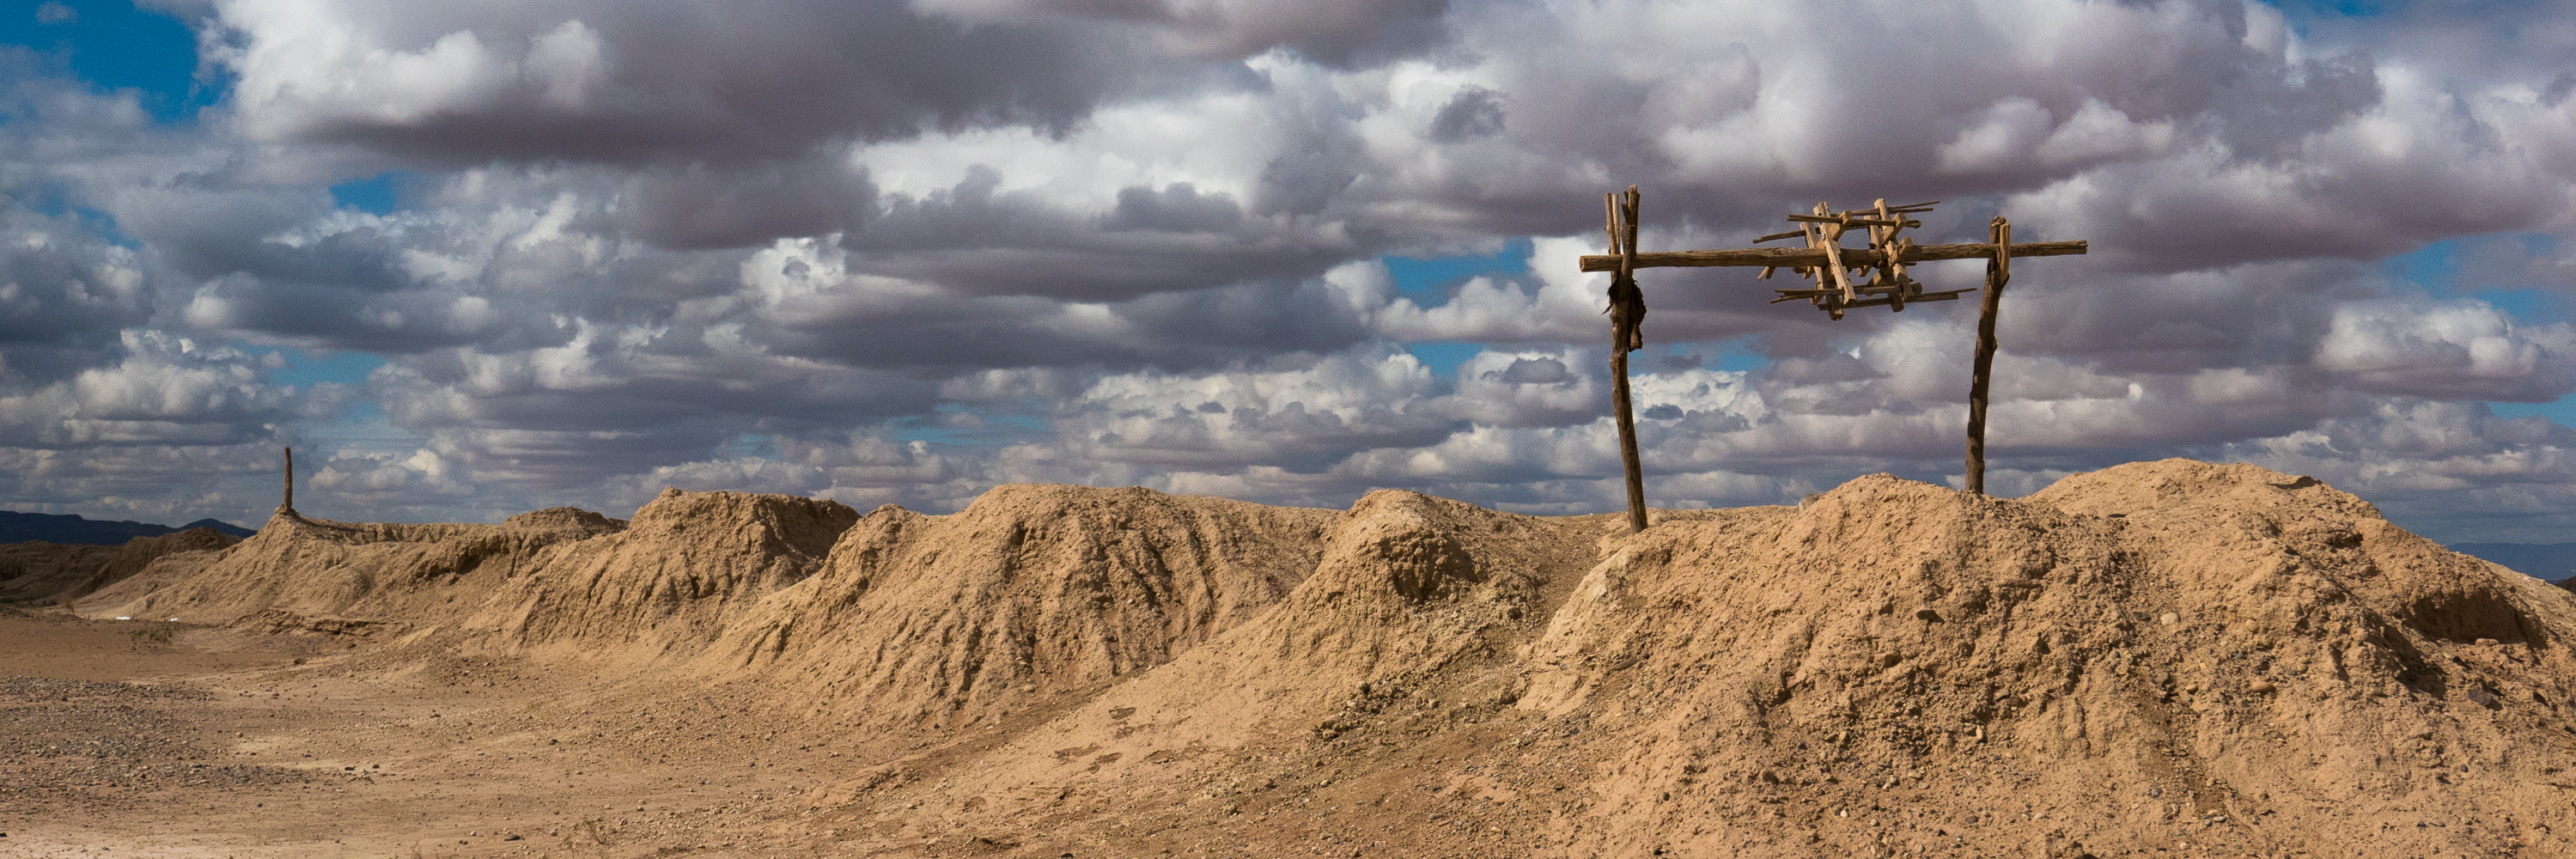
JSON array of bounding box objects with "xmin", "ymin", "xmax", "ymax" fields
[{"xmin": 1579, "ymin": 188, "xmax": 2087, "ymax": 530}]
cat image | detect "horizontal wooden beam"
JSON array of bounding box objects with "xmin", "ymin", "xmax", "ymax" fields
[{"xmin": 1577, "ymin": 240, "xmax": 2087, "ymax": 272}]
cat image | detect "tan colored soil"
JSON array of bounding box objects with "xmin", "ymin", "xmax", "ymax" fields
[
  {"xmin": 0, "ymin": 528, "xmax": 240, "ymax": 606},
  {"xmin": 6, "ymin": 459, "xmax": 2574, "ymax": 857}
]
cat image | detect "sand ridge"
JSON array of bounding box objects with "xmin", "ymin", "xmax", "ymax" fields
[{"xmin": 8, "ymin": 458, "xmax": 2575, "ymax": 857}]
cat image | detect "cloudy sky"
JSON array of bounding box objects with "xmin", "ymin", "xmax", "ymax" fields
[{"xmin": 1, "ymin": 0, "xmax": 2572, "ymax": 544}]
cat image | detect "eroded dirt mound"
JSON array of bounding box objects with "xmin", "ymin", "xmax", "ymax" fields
[
  {"xmin": 867, "ymin": 488, "xmax": 1610, "ymax": 826},
  {"xmin": 41, "ymin": 459, "xmax": 2576, "ymax": 859},
  {"xmin": 0, "ymin": 527, "xmax": 240, "ymax": 605},
  {"xmin": 507, "ymin": 506, "xmax": 630, "ymax": 531},
  {"xmin": 1501, "ymin": 459, "xmax": 2576, "ymax": 857},
  {"xmin": 712, "ymin": 484, "xmax": 1337, "ymax": 728},
  {"xmin": 484, "ymin": 488, "xmax": 856, "ymax": 649},
  {"xmin": 76, "ymin": 509, "xmax": 623, "ymax": 629}
]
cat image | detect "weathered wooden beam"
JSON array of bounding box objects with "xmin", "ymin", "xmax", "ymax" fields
[
  {"xmin": 1575, "ymin": 240, "xmax": 2086, "ymax": 272},
  {"xmin": 1605, "ymin": 186, "xmax": 1648, "ymax": 534},
  {"xmin": 1965, "ymin": 218, "xmax": 2011, "ymax": 496},
  {"xmin": 1785, "ymin": 214, "xmax": 1910, "ymax": 228}
]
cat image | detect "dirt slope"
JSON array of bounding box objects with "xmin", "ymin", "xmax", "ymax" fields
[
  {"xmin": 0, "ymin": 527, "xmax": 240, "ymax": 605},
  {"xmin": 481, "ymin": 488, "xmax": 857, "ymax": 652},
  {"xmin": 706, "ymin": 484, "xmax": 1337, "ymax": 729},
  {"xmin": 76, "ymin": 507, "xmax": 624, "ymax": 631},
  {"xmin": 839, "ymin": 489, "xmax": 1611, "ymax": 841},
  {"xmin": 1501, "ymin": 459, "xmax": 2576, "ymax": 857},
  {"xmin": 35, "ymin": 459, "xmax": 2576, "ymax": 858}
]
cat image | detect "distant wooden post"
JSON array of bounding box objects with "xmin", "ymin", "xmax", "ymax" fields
[
  {"xmin": 281, "ymin": 447, "xmax": 295, "ymax": 515},
  {"xmin": 1576, "ymin": 197, "xmax": 2084, "ymax": 498},
  {"xmin": 1604, "ymin": 187, "xmax": 1649, "ymax": 533}
]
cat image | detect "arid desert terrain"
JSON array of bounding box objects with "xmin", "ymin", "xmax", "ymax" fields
[{"xmin": 5, "ymin": 458, "xmax": 2575, "ymax": 857}]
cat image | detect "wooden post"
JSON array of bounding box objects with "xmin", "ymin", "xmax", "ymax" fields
[
  {"xmin": 1965, "ymin": 217, "xmax": 2010, "ymax": 495},
  {"xmin": 1605, "ymin": 186, "xmax": 1649, "ymax": 533},
  {"xmin": 282, "ymin": 447, "xmax": 295, "ymax": 513}
]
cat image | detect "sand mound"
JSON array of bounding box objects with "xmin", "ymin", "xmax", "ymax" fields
[
  {"xmin": 505, "ymin": 506, "xmax": 630, "ymax": 531},
  {"xmin": 76, "ymin": 509, "xmax": 622, "ymax": 628},
  {"xmin": 483, "ymin": 488, "xmax": 856, "ymax": 649},
  {"xmin": 710, "ymin": 484, "xmax": 1336, "ymax": 728},
  {"xmin": 60, "ymin": 458, "xmax": 2576, "ymax": 857},
  {"xmin": 0, "ymin": 527, "xmax": 241, "ymax": 605},
  {"xmin": 839, "ymin": 489, "xmax": 1612, "ymax": 825},
  {"xmin": 1499, "ymin": 458, "xmax": 2576, "ymax": 857}
]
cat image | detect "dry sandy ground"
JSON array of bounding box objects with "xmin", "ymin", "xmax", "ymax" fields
[
  {"xmin": 0, "ymin": 610, "xmax": 883, "ymax": 858},
  {"xmin": 11, "ymin": 460, "xmax": 2576, "ymax": 858},
  {"xmin": 0, "ymin": 609, "xmax": 1594, "ymax": 859}
]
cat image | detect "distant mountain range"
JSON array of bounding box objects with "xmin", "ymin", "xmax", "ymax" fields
[
  {"xmin": 0, "ymin": 510, "xmax": 258, "ymax": 545},
  {"xmin": 2447, "ymin": 542, "xmax": 2576, "ymax": 585}
]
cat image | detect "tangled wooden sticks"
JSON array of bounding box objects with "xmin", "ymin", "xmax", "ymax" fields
[
  {"xmin": 1579, "ymin": 189, "xmax": 2089, "ymax": 529},
  {"xmin": 1759, "ymin": 198, "xmax": 1964, "ymax": 319}
]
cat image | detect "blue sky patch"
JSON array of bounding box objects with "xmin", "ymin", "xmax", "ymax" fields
[
  {"xmin": 1405, "ymin": 341, "xmax": 1485, "ymax": 378},
  {"xmin": 2264, "ymin": 0, "xmax": 2388, "ymax": 18},
  {"xmin": 1384, "ymin": 239, "xmax": 1532, "ymax": 303},
  {"xmin": 330, "ymin": 172, "xmax": 415, "ymax": 216},
  {"xmin": 3, "ymin": 1, "xmax": 218, "ymax": 124},
  {"xmin": 265, "ymin": 346, "xmax": 387, "ymax": 390},
  {"xmin": 716, "ymin": 432, "xmax": 782, "ymax": 461},
  {"xmin": 2488, "ymin": 400, "xmax": 2576, "ymax": 426}
]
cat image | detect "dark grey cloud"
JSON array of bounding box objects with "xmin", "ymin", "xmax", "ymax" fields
[
  {"xmin": 751, "ymin": 260, "xmax": 1377, "ymax": 371},
  {"xmin": 0, "ymin": 208, "xmax": 157, "ymax": 384},
  {"xmin": 1427, "ymin": 84, "xmax": 1502, "ymax": 143},
  {"xmin": 620, "ymin": 158, "xmax": 877, "ymax": 249},
  {"xmin": 215, "ymin": 1, "xmax": 1191, "ymax": 166},
  {"xmin": 1490, "ymin": 356, "xmax": 1568, "ymax": 385},
  {"xmin": 1107, "ymin": 182, "xmax": 1242, "ymax": 233},
  {"xmin": 912, "ymin": 0, "xmax": 1452, "ymax": 68},
  {"xmin": 1251, "ymin": 74, "xmax": 1365, "ymax": 216},
  {"xmin": 846, "ymin": 167, "xmax": 1353, "ymax": 300},
  {"xmin": 367, "ymin": 332, "xmax": 942, "ymax": 488}
]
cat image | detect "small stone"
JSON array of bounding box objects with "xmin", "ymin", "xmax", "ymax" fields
[
  {"xmin": 2248, "ymin": 680, "xmax": 2278, "ymax": 694},
  {"xmin": 2476, "ymin": 638, "xmax": 2500, "ymax": 647},
  {"xmin": 2159, "ymin": 612, "xmax": 2179, "ymax": 625}
]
